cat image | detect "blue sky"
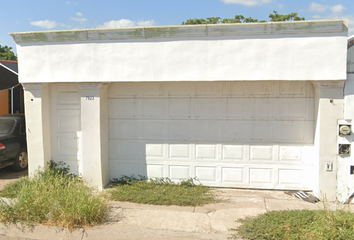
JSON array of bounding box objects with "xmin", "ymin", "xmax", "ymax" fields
[{"xmin": 1, "ymin": 0, "xmax": 354, "ymax": 53}]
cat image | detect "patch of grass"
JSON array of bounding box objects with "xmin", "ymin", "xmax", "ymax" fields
[
  {"xmin": 109, "ymin": 175, "xmax": 219, "ymax": 206},
  {"xmin": 0, "ymin": 177, "xmax": 28, "ymax": 198},
  {"xmin": 232, "ymin": 209, "xmax": 354, "ymax": 240},
  {"xmin": 0, "ymin": 161, "xmax": 107, "ymax": 229}
]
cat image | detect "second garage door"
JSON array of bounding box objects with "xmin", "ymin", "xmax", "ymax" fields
[{"xmin": 108, "ymin": 81, "xmax": 315, "ymax": 190}]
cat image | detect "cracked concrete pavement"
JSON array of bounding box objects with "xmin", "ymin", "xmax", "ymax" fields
[
  {"xmin": 0, "ymin": 167, "xmax": 347, "ymax": 240},
  {"xmin": 0, "ymin": 188, "xmax": 330, "ymax": 240}
]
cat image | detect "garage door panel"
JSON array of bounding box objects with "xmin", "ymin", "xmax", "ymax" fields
[
  {"xmin": 251, "ymin": 98, "xmax": 277, "ymax": 119},
  {"xmin": 223, "ymin": 98, "xmax": 250, "ymax": 119},
  {"xmin": 248, "ymin": 82, "xmax": 279, "ymax": 97},
  {"xmin": 222, "ymin": 167, "xmax": 244, "ymax": 183},
  {"xmin": 195, "ymin": 166, "xmax": 217, "ymax": 182},
  {"xmin": 146, "ymin": 144, "xmax": 165, "ymax": 158},
  {"xmin": 109, "ymin": 119, "xmax": 141, "ymax": 139},
  {"xmin": 108, "ymin": 82, "xmax": 139, "ymax": 98},
  {"xmin": 109, "ymin": 99, "xmax": 136, "ymax": 118},
  {"xmin": 195, "ymin": 121, "xmax": 220, "ymax": 141},
  {"xmin": 147, "ymin": 164, "xmax": 165, "ymax": 178},
  {"xmin": 220, "ymin": 121, "xmax": 249, "ymax": 141},
  {"xmin": 169, "ymin": 165, "xmax": 191, "ymax": 180},
  {"xmin": 195, "ymin": 82, "xmax": 221, "ymax": 97},
  {"xmin": 249, "ymin": 168, "xmax": 273, "ymax": 184},
  {"xmin": 279, "ymin": 81, "xmax": 314, "ymax": 98},
  {"xmin": 279, "ymin": 146, "xmax": 302, "ymax": 162},
  {"xmin": 250, "ymin": 146, "xmax": 274, "ymax": 161},
  {"xmin": 222, "ymin": 145, "xmax": 245, "ymax": 161},
  {"xmin": 142, "ymin": 121, "xmax": 167, "ymax": 139},
  {"xmin": 252, "ymin": 122, "xmax": 275, "ymax": 142},
  {"xmin": 168, "ymin": 99, "xmax": 191, "ymax": 118},
  {"xmin": 196, "ymin": 144, "xmax": 218, "ymax": 160},
  {"xmin": 141, "ymin": 99, "xmax": 167, "ymax": 118},
  {"xmin": 140, "ymin": 82, "xmax": 165, "ymax": 97},
  {"xmin": 194, "ymin": 99, "xmax": 222, "ymax": 118},
  {"xmin": 109, "ymin": 140, "xmax": 145, "ymax": 160},
  {"xmin": 110, "ymin": 160, "xmax": 146, "ymax": 179},
  {"xmin": 277, "ymin": 121, "xmax": 305, "ymax": 142},
  {"xmin": 278, "ymin": 169, "xmax": 303, "ymax": 185},
  {"xmin": 223, "ymin": 82, "xmax": 248, "ymax": 97},
  {"xmin": 169, "ymin": 144, "xmax": 191, "ymax": 159},
  {"xmin": 165, "ymin": 82, "xmax": 194, "ymax": 97},
  {"xmin": 278, "ymin": 98, "xmax": 311, "ymax": 120},
  {"xmin": 168, "ymin": 121, "xmax": 193, "ymax": 140},
  {"xmin": 108, "ymin": 81, "xmax": 315, "ymax": 190}
]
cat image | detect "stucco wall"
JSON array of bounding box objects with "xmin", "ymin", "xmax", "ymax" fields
[{"xmin": 12, "ymin": 20, "xmax": 348, "ymax": 83}]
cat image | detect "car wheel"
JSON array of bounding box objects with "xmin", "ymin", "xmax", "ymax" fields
[{"xmin": 12, "ymin": 148, "xmax": 28, "ymax": 171}]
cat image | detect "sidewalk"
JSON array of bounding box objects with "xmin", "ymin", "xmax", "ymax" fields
[{"xmin": 0, "ymin": 189, "xmax": 338, "ymax": 240}]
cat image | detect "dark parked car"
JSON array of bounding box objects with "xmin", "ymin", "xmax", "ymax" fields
[{"xmin": 0, "ymin": 114, "xmax": 27, "ymax": 171}]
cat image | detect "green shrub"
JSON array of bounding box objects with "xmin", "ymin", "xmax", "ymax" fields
[
  {"xmin": 232, "ymin": 209, "xmax": 354, "ymax": 240},
  {"xmin": 0, "ymin": 161, "xmax": 107, "ymax": 229},
  {"xmin": 109, "ymin": 176, "xmax": 219, "ymax": 206}
]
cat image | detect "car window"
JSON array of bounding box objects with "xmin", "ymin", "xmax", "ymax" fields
[{"xmin": 0, "ymin": 119, "xmax": 16, "ymax": 134}]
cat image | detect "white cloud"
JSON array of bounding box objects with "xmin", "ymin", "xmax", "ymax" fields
[
  {"xmin": 70, "ymin": 12, "xmax": 86, "ymax": 23},
  {"xmin": 98, "ymin": 19, "xmax": 135, "ymax": 28},
  {"xmin": 65, "ymin": 1, "xmax": 77, "ymax": 4},
  {"xmin": 220, "ymin": 0, "xmax": 272, "ymax": 7},
  {"xmin": 70, "ymin": 17, "xmax": 87, "ymax": 23},
  {"xmin": 137, "ymin": 20, "xmax": 156, "ymax": 26},
  {"xmin": 98, "ymin": 19, "xmax": 156, "ymax": 28},
  {"xmin": 309, "ymin": 2, "xmax": 328, "ymax": 12},
  {"xmin": 312, "ymin": 15, "xmax": 322, "ymax": 19},
  {"xmin": 30, "ymin": 19, "xmax": 58, "ymax": 29},
  {"xmin": 330, "ymin": 4, "xmax": 346, "ymax": 14}
]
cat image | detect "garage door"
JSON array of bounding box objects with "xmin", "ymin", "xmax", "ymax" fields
[{"xmin": 108, "ymin": 81, "xmax": 315, "ymax": 190}]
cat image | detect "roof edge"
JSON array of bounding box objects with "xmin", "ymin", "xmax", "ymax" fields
[
  {"xmin": 10, "ymin": 19, "xmax": 349, "ymax": 45},
  {"xmin": 0, "ymin": 60, "xmax": 18, "ymax": 64}
]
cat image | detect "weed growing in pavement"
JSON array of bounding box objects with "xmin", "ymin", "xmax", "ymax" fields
[
  {"xmin": 0, "ymin": 161, "xmax": 107, "ymax": 229},
  {"xmin": 109, "ymin": 175, "xmax": 219, "ymax": 206},
  {"xmin": 232, "ymin": 209, "xmax": 354, "ymax": 240}
]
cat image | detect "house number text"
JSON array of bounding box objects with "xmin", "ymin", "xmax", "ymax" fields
[{"xmin": 86, "ymin": 96, "xmax": 95, "ymax": 100}]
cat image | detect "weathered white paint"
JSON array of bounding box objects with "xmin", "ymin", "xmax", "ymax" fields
[
  {"xmin": 11, "ymin": 20, "xmax": 348, "ymax": 83},
  {"xmin": 77, "ymin": 83, "xmax": 110, "ymax": 189},
  {"xmin": 348, "ymin": 35, "xmax": 354, "ymax": 73},
  {"xmin": 341, "ymin": 44, "xmax": 354, "ymax": 201},
  {"xmin": 22, "ymin": 83, "xmax": 51, "ymax": 174},
  {"xmin": 313, "ymin": 81, "xmax": 345, "ymax": 201},
  {"xmin": 11, "ymin": 20, "xmax": 349, "ymax": 200}
]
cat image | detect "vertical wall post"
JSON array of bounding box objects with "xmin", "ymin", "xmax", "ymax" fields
[
  {"xmin": 77, "ymin": 83, "xmax": 110, "ymax": 190},
  {"xmin": 313, "ymin": 81, "xmax": 345, "ymax": 201},
  {"xmin": 22, "ymin": 83, "xmax": 52, "ymax": 175}
]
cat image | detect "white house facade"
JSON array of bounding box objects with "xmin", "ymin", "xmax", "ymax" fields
[{"xmin": 10, "ymin": 20, "xmax": 350, "ymax": 201}]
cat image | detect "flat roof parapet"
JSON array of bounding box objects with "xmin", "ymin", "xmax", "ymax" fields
[{"xmin": 10, "ymin": 20, "xmax": 349, "ymax": 45}]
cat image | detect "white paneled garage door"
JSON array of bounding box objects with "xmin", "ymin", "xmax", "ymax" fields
[{"xmin": 108, "ymin": 81, "xmax": 315, "ymax": 190}]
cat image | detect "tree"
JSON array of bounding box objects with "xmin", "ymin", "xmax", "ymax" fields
[
  {"xmin": 182, "ymin": 11, "xmax": 305, "ymax": 25},
  {"xmin": 0, "ymin": 42, "xmax": 17, "ymax": 61},
  {"xmin": 269, "ymin": 10, "xmax": 305, "ymax": 22}
]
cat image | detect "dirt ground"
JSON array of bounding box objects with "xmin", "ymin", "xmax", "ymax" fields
[{"xmin": 0, "ymin": 166, "xmax": 27, "ymax": 191}]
